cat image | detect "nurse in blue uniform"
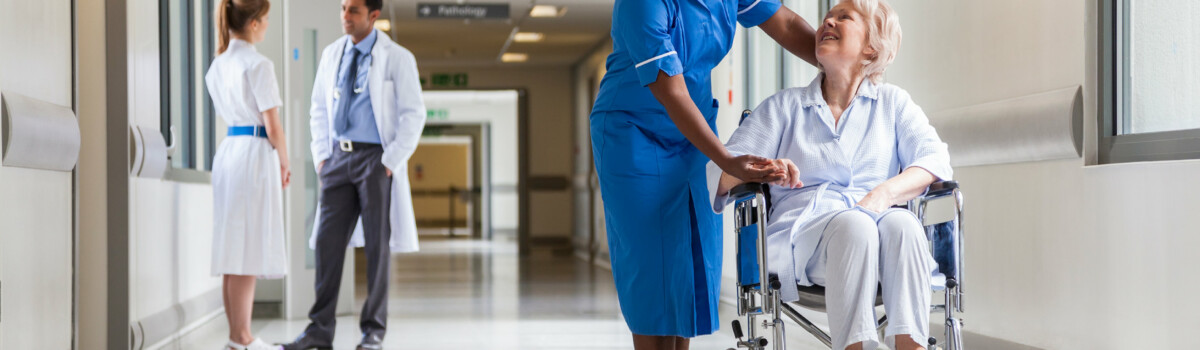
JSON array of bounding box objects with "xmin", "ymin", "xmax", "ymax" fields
[{"xmin": 590, "ymin": 1, "xmax": 819, "ymax": 349}]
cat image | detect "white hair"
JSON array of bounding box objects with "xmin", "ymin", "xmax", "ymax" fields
[{"xmin": 848, "ymin": 0, "xmax": 901, "ymax": 83}]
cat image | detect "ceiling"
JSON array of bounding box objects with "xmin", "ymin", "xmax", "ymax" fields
[{"xmin": 381, "ymin": 0, "xmax": 615, "ymax": 69}]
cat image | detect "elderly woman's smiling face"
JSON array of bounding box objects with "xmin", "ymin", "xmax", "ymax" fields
[{"xmin": 816, "ymin": 1, "xmax": 876, "ymax": 72}]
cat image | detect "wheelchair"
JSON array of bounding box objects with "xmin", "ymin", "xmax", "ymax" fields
[{"xmin": 726, "ymin": 110, "xmax": 966, "ymax": 350}]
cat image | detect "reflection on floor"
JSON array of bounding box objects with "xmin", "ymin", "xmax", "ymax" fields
[{"xmin": 177, "ymin": 236, "xmax": 829, "ymax": 349}]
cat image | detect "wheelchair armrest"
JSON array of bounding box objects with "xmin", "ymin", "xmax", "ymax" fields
[
  {"xmin": 926, "ymin": 180, "xmax": 959, "ymax": 197},
  {"xmin": 729, "ymin": 182, "xmax": 768, "ymax": 200}
]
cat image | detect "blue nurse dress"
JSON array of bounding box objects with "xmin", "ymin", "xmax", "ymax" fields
[{"xmin": 589, "ymin": 0, "xmax": 783, "ymax": 337}]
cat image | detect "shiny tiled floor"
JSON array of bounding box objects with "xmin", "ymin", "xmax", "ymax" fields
[{"xmin": 178, "ymin": 236, "xmax": 830, "ymax": 350}]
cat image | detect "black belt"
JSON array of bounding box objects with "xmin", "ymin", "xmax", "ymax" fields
[{"xmin": 337, "ymin": 140, "xmax": 381, "ymax": 152}]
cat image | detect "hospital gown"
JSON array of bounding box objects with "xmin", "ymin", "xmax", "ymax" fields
[{"xmin": 706, "ymin": 74, "xmax": 953, "ymax": 303}]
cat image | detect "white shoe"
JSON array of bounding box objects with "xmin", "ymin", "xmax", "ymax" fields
[
  {"xmin": 228, "ymin": 338, "xmax": 281, "ymax": 350},
  {"xmin": 246, "ymin": 338, "xmax": 283, "ymax": 350}
]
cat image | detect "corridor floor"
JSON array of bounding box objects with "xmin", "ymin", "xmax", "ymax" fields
[{"xmin": 177, "ymin": 236, "xmax": 829, "ymax": 349}]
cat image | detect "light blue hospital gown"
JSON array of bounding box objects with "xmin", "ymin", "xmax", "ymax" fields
[
  {"xmin": 590, "ymin": 0, "xmax": 782, "ymax": 337},
  {"xmin": 707, "ymin": 75, "xmax": 953, "ymax": 302}
]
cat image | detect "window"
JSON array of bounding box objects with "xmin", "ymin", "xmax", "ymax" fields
[
  {"xmin": 745, "ymin": 0, "xmax": 826, "ymax": 109},
  {"xmin": 161, "ymin": 0, "xmax": 218, "ymax": 173},
  {"xmin": 745, "ymin": 27, "xmax": 782, "ymax": 108},
  {"xmin": 1100, "ymin": 0, "xmax": 1200, "ymax": 163},
  {"xmin": 782, "ymin": 0, "xmax": 822, "ymax": 89}
]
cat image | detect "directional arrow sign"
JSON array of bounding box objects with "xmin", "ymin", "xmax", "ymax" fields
[{"xmin": 417, "ymin": 3, "xmax": 510, "ymax": 19}]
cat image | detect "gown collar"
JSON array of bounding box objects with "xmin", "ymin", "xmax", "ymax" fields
[{"xmin": 799, "ymin": 73, "xmax": 879, "ymax": 108}]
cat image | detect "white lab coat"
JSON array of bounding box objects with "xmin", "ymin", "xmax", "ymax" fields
[{"xmin": 308, "ymin": 29, "xmax": 427, "ymax": 253}]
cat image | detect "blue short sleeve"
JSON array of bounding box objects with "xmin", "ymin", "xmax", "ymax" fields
[
  {"xmin": 736, "ymin": 0, "xmax": 782, "ymax": 28},
  {"xmin": 614, "ymin": 0, "xmax": 683, "ymax": 86}
]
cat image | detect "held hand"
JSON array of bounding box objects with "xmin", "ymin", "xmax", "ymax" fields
[
  {"xmin": 317, "ymin": 160, "xmax": 326, "ymax": 173},
  {"xmin": 719, "ymin": 154, "xmax": 784, "ymax": 183},
  {"xmin": 855, "ymin": 189, "xmax": 892, "ymax": 213},
  {"xmin": 386, "ymin": 168, "xmax": 392, "ymax": 177},
  {"xmin": 768, "ymin": 158, "xmax": 803, "ymax": 189}
]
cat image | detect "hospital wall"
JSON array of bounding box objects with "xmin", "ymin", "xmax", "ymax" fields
[
  {"xmin": 571, "ymin": 41, "xmax": 611, "ymax": 262},
  {"xmin": 71, "ymin": 0, "xmax": 350, "ymax": 348},
  {"xmin": 417, "ymin": 65, "xmax": 576, "ymax": 248},
  {"xmin": 421, "ymin": 90, "xmax": 521, "ymax": 236},
  {"xmin": 118, "ymin": 0, "xmax": 273, "ymax": 346},
  {"xmin": 881, "ymin": 0, "xmax": 1200, "ymax": 348},
  {"xmin": 0, "ymin": 0, "xmax": 75, "ymax": 348}
]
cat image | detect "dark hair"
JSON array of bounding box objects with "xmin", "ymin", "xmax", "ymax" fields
[
  {"xmin": 216, "ymin": 0, "xmax": 271, "ymax": 54},
  {"xmin": 365, "ymin": 0, "xmax": 382, "ymax": 13}
]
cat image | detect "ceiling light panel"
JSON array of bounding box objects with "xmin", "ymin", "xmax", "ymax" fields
[
  {"xmin": 375, "ymin": 19, "xmax": 392, "ymax": 32},
  {"xmin": 529, "ymin": 5, "xmax": 567, "ymax": 18},
  {"xmin": 501, "ymin": 53, "xmax": 528, "ymax": 62},
  {"xmin": 513, "ymin": 32, "xmax": 544, "ymax": 43}
]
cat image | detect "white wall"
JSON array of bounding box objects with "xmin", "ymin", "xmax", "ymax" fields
[
  {"xmin": 417, "ymin": 66, "xmax": 576, "ymax": 242},
  {"xmin": 702, "ymin": 0, "xmax": 1200, "ymax": 348},
  {"xmin": 879, "ymin": 1, "xmax": 1200, "ymax": 347},
  {"xmin": 571, "ymin": 40, "xmax": 610, "ymax": 259},
  {"xmin": 124, "ymin": 0, "xmax": 222, "ymax": 330},
  {"xmin": 682, "ymin": 1, "xmax": 1200, "ymax": 348},
  {"xmin": 0, "ymin": 0, "xmax": 76, "ymax": 348}
]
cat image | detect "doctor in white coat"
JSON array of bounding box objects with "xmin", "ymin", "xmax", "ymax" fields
[{"xmin": 283, "ymin": 0, "xmax": 424, "ymax": 349}]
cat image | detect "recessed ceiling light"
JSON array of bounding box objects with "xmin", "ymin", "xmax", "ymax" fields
[
  {"xmin": 513, "ymin": 32, "xmax": 544, "ymax": 43},
  {"xmin": 529, "ymin": 5, "xmax": 567, "ymax": 18},
  {"xmin": 375, "ymin": 19, "xmax": 392, "ymax": 32},
  {"xmin": 501, "ymin": 53, "xmax": 528, "ymax": 63}
]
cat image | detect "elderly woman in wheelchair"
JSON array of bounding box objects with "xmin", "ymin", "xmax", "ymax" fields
[{"xmin": 707, "ymin": 1, "xmax": 957, "ymax": 350}]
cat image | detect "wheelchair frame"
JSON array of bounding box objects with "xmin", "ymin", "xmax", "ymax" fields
[
  {"xmin": 724, "ymin": 107, "xmax": 965, "ymax": 350},
  {"xmin": 727, "ymin": 181, "xmax": 964, "ymax": 350}
]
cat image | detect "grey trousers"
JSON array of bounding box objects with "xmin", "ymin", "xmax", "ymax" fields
[{"xmin": 304, "ymin": 143, "xmax": 392, "ymax": 342}]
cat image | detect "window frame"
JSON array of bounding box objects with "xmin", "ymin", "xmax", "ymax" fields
[
  {"xmin": 160, "ymin": 0, "xmax": 218, "ymax": 181},
  {"xmin": 1098, "ymin": 0, "xmax": 1200, "ymax": 163}
]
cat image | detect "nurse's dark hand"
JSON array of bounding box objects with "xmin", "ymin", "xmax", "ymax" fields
[{"xmin": 720, "ymin": 154, "xmax": 784, "ymax": 183}]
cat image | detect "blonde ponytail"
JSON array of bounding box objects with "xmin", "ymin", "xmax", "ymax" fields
[{"xmin": 215, "ymin": 0, "xmax": 270, "ymax": 54}]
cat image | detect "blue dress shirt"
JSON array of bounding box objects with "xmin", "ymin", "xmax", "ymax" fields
[{"xmin": 334, "ymin": 30, "xmax": 381, "ymax": 144}]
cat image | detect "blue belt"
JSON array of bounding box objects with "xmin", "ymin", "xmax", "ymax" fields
[{"xmin": 228, "ymin": 126, "xmax": 268, "ymax": 138}]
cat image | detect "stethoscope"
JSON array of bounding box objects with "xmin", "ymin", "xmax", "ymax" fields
[{"xmin": 333, "ymin": 50, "xmax": 370, "ymax": 99}]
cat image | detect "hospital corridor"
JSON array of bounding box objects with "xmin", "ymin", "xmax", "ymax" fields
[{"xmin": 0, "ymin": 0, "xmax": 1198, "ymax": 349}]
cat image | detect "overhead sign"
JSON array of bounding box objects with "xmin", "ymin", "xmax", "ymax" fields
[
  {"xmin": 429, "ymin": 73, "xmax": 469, "ymax": 88},
  {"xmin": 417, "ymin": 3, "xmax": 510, "ymax": 19}
]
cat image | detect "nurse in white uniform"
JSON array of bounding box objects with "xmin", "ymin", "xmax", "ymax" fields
[{"xmin": 206, "ymin": 0, "xmax": 287, "ymax": 349}]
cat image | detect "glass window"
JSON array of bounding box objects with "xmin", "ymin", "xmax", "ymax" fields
[
  {"xmin": 782, "ymin": 0, "xmax": 823, "ymax": 89},
  {"xmin": 1118, "ymin": 0, "xmax": 1200, "ymax": 134},
  {"xmin": 745, "ymin": 0, "xmax": 826, "ymax": 109},
  {"xmin": 161, "ymin": 0, "xmax": 217, "ymax": 172},
  {"xmin": 745, "ymin": 28, "xmax": 782, "ymax": 108},
  {"xmin": 1100, "ymin": 0, "xmax": 1200, "ymax": 163}
]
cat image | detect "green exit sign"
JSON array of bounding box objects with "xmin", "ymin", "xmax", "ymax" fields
[
  {"xmin": 427, "ymin": 109, "xmax": 449, "ymax": 119},
  {"xmin": 430, "ymin": 73, "xmax": 468, "ymax": 87}
]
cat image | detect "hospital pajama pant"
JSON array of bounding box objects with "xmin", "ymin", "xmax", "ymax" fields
[{"xmin": 806, "ymin": 208, "xmax": 935, "ymax": 350}]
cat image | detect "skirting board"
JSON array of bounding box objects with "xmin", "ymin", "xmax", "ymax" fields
[{"xmin": 131, "ymin": 287, "xmax": 223, "ymax": 350}]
